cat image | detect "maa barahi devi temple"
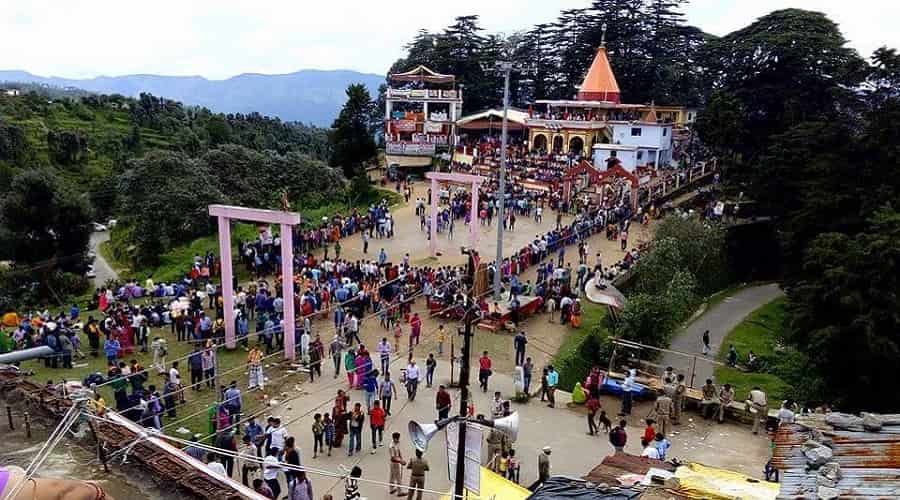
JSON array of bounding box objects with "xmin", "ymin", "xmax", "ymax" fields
[{"xmin": 457, "ymin": 35, "xmax": 697, "ymax": 173}]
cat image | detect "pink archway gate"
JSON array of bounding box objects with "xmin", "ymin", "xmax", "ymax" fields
[
  {"xmin": 209, "ymin": 204, "xmax": 301, "ymax": 360},
  {"xmin": 426, "ymin": 171, "xmax": 486, "ymax": 256}
]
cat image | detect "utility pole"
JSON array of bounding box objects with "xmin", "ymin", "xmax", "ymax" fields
[
  {"xmin": 493, "ymin": 61, "xmax": 513, "ymax": 300},
  {"xmin": 454, "ymin": 251, "xmax": 477, "ymax": 498}
]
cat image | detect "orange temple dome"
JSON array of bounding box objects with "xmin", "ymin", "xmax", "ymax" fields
[{"xmin": 577, "ymin": 45, "xmax": 621, "ymax": 103}]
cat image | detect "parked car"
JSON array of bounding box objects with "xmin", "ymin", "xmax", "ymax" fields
[
  {"xmin": 106, "ymin": 219, "xmax": 118, "ymax": 228},
  {"xmin": 85, "ymin": 265, "xmax": 97, "ymax": 278},
  {"xmin": 91, "ymin": 222, "xmax": 108, "ymax": 232}
]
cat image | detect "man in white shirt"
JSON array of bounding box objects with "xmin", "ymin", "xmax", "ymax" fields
[
  {"xmin": 747, "ymin": 387, "xmax": 769, "ymax": 434},
  {"xmin": 777, "ymin": 399, "xmax": 796, "ymax": 426},
  {"xmin": 266, "ymin": 418, "xmax": 288, "ymax": 458},
  {"xmin": 641, "ymin": 439, "xmax": 661, "ymax": 459},
  {"xmin": 405, "ymin": 360, "xmax": 420, "ymax": 401},
  {"xmin": 206, "ymin": 453, "xmax": 227, "ymax": 476},
  {"xmin": 300, "ymin": 331, "xmax": 311, "ymax": 365}
]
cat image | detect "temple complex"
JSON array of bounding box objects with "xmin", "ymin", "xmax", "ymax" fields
[{"xmin": 524, "ymin": 35, "xmax": 694, "ymax": 172}]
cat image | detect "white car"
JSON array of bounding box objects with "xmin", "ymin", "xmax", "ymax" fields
[
  {"xmin": 106, "ymin": 219, "xmax": 118, "ymax": 228},
  {"xmin": 85, "ymin": 265, "xmax": 97, "ymax": 278},
  {"xmin": 91, "ymin": 222, "xmax": 107, "ymax": 232}
]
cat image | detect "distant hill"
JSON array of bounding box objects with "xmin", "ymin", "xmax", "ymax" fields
[{"xmin": 0, "ymin": 69, "xmax": 384, "ymax": 126}]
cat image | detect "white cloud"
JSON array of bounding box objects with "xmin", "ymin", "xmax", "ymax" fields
[{"xmin": 1, "ymin": 0, "xmax": 896, "ymax": 79}]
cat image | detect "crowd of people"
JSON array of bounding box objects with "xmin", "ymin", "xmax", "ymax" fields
[{"xmin": 0, "ymin": 158, "xmax": 676, "ymax": 500}]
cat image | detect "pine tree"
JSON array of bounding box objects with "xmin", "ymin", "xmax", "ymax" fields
[{"xmin": 329, "ymin": 84, "xmax": 377, "ymax": 179}]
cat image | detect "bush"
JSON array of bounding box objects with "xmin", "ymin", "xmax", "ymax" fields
[
  {"xmin": 615, "ymin": 269, "xmax": 697, "ymax": 348},
  {"xmin": 554, "ymin": 304, "xmax": 613, "ymax": 391}
]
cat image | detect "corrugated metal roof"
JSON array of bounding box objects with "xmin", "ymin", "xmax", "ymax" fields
[{"xmin": 773, "ymin": 414, "xmax": 900, "ymax": 499}]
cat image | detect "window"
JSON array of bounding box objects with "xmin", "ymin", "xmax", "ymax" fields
[
  {"xmin": 630, "ymin": 127, "xmax": 642, "ymax": 137},
  {"xmin": 663, "ymin": 128, "xmax": 668, "ymax": 136},
  {"xmin": 637, "ymin": 151, "xmax": 644, "ymax": 160}
]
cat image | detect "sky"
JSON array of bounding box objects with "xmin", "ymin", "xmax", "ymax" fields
[{"xmin": 1, "ymin": 0, "xmax": 897, "ymax": 80}]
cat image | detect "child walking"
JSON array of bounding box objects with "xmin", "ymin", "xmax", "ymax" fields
[
  {"xmin": 312, "ymin": 413, "xmax": 325, "ymax": 458},
  {"xmin": 323, "ymin": 413, "xmax": 335, "ymax": 457}
]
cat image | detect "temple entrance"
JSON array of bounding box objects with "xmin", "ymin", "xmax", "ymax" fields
[
  {"xmin": 532, "ymin": 134, "xmax": 547, "ymax": 152},
  {"xmin": 552, "ymin": 135, "xmax": 564, "ymax": 153},
  {"xmin": 569, "ymin": 136, "xmax": 585, "ymax": 156}
]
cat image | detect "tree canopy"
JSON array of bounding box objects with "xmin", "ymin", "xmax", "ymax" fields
[
  {"xmin": 692, "ymin": 9, "xmax": 900, "ymax": 410},
  {"xmin": 386, "ymin": 3, "xmax": 712, "ymax": 113},
  {"xmin": 329, "ymin": 84, "xmax": 378, "ymax": 179}
]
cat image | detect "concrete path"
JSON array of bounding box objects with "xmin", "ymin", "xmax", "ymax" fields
[
  {"xmin": 660, "ymin": 283, "xmax": 783, "ymax": 386},
  {"xmin": 89, "ymin": 230, "xmax": 118, "ymax": 286}
]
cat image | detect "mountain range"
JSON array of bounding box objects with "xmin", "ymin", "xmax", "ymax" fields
[{"xmin": 0, "ymin": 69, "xmax": 384, "ymax": 126}]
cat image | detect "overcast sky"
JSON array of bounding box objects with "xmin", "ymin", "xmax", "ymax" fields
[{"xmin": 2, "ymin": 0, "xmax": 897, "ymax": 79}]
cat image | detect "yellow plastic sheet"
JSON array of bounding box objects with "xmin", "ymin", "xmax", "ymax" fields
[
  {"xmin": 440, "ymin": 467, "xmax": 532, "ymax": 500},
  {"xmin": 673, "ymin": 463, "xmax": 779, "ymax": 500}
]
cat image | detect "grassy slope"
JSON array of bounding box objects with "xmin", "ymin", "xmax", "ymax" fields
[
  {"xmin": 1, "ymin": 99, "xmax": 173, "ymax": 183},
  {"xmin": 553, "ymin": 302, "xmax": 610, "ymax": 391},
  {"xmin": 713, "ymin": 296, "xmax": 792, "ymax": 401}
]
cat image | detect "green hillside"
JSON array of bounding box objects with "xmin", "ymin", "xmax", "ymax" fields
[{"xmin": 0, "ymin": 89, "xmax": 351, "ymax": 309}]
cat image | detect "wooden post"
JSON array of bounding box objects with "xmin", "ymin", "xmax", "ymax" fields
[
  {"xmin": 689, "ymin": 355, "xmax": 698, "ymax": 389},
  {"xmin": 87, "ymin": 418, "xmax": 110, "ymax": 473},
  {"xmin": 6, "ymin": 405, "xmax": 13, "ymax": 430},
  {"xmin": 24, "ymin": 412, "xmax": 31, "ymax": 438}
]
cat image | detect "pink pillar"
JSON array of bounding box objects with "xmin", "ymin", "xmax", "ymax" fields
[
  {"xmin": 469, "ymin": 182, "xmax": 479, "ymax": 250},
  {"xmin": 217, "ymin": 216, "xmax": 236, "ymax": 349},
  {"xmin": 281, "ymin": 223, "xmax": 295, "ymax": 360},
  {"xmin": 430, "ymin": 178, "xmax": 438, "ymax": 256}
]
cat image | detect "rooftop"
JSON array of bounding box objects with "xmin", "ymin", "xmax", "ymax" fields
[
  {"xmin": 773, "ymin": 412, "xmax": 900, "ymax": 499},
  {"xmin": 388, "ymin": 64, "xmax": 455, "ymax": 84}
]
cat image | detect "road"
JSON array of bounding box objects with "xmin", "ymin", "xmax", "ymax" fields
[
  {"xmin": 89, "ymin": 230, "xmax": 118, "ymax": 287},
  {"xmin": 659, "ymin": 283, "xmax": 783, "ymax": 386}
]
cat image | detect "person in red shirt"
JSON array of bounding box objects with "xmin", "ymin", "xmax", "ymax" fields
[
  {"xmin": 435, "ymin": 385, "xmax": 452, "ymax": 420},
  {"xmin": 369, "ymin": 400, "xmax": 386, "ymax": 452},
  {"xmin": 643, "ymin": 419, "xmax": 657, "ymax": 445},
  {"xmin": 409, "ymin": 313, "xmax": 422, "ymax": 348},
  {"xmin": 478, "ymin": 351, "xmax": 492, "ymax": 392}
]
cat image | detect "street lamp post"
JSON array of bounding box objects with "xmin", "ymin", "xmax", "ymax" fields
[
  {"xmin": 453, "ymin": 251, "xmax": 477, "ymax": 499},
  {"xmin": 493, "ymin": 61, "xmax": 513, "ymax": 300}
]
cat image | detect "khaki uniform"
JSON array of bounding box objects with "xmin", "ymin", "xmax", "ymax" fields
[
  {"xmin": 389, "ymin": 442, "xmax": 404, "ymax": 494},
  {"xmin": 406, "ymin": 457, "xmax": 430, "ymax": 500},
  {"xmin": 486, "ymin": 429, "xmax": 504, "ymax": 471},
  {"xmin": 673, "ymin": 382, "xmax": 686, "ymax": 424},
  {"xmin": 655, "ymin": 395, "xmax": 673, "ymax": 436},
  {"xmin": 717, "ymin": 388, "xmax": 735, "ymax": 422},
  {"xmin": 700, "ymin": 383, "xmax": 719, "ymax": 419},
  {"xmin": 747, "ymin": 389, "xmax": 768, "ymax": 434}
]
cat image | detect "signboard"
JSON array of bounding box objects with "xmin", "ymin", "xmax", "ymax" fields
[
  {"xmin": 446, "ymin": 422, "xmax": 482, "ymax": 494},
  {"xmin": 424, "ymin": 121, "xmax": 444, "ymax": 133},
  {"xmin": 393, "ymin": 120, "xmax": 417, "ymax": 132},
  {"xmin": 386, "ymin": 142, "xmax": 436, "ymax": 156}
]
